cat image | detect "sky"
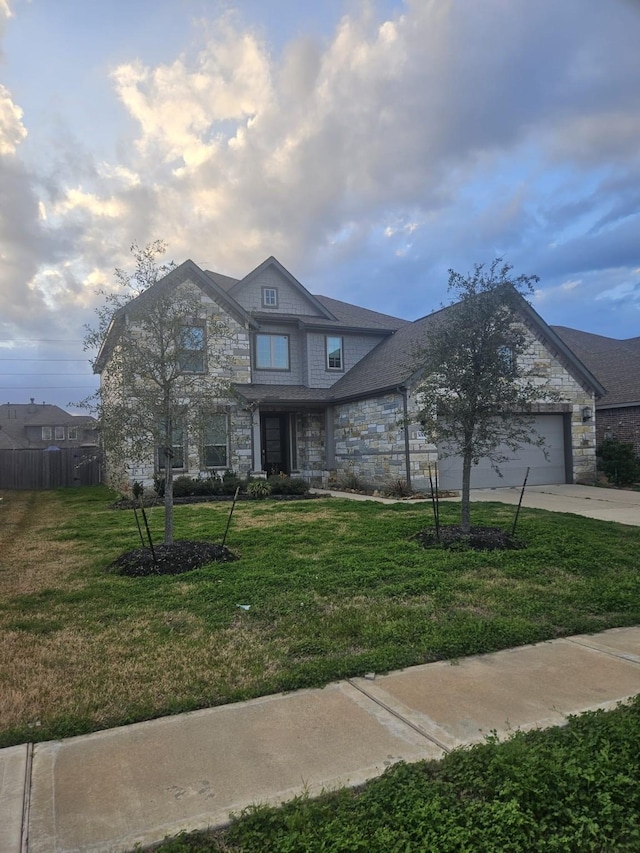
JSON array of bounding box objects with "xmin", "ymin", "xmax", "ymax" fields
[{"xmin": 1, "ymin": 0, "xmax": 639, "ymax": 412}]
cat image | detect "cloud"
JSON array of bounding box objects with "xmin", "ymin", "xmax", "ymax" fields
[{"xmin": 2, "ymin": 0, "xmax": 640, "ymax": 377}]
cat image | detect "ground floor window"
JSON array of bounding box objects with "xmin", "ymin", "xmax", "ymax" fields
[
  {"xmin": 203, "ymin": 413, "xmax": 228, "ymax": 468},
  {"xmin": 157, "ymin": 425, "xmax": 184, "ymax": 469}
]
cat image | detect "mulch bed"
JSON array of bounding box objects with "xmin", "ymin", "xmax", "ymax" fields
[
  {"xmin": 413, "ymin": 525, "xmax": 525, "ymax": 551},
  {"xmin": 107, "ymin": 540, "xmax": 238, "ymax": 577}
]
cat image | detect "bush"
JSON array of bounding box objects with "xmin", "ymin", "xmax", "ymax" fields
[
  {"xmin": 247, "ymin": 479, "xmax": 272, "ymax": 499},
  {"xmin": 384, "ymin": 478, "xmax": 412, "ymax": 497},
  {"xmin": 267, "ymin": 475, "xmax": 309, "ymax": 495},
  {"xmin": 597, "ymin": 439, "xmax": 640, "ymax": 486}
]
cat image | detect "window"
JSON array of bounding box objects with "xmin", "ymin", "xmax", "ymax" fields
[
  {"xmin": 178, "ymin": 325, "xmax": 206, "ymax": 373},
  {"xmin": 255, "ymin": 334, "xmax": 289, "ymax": 370},
  {"xmin": 326, "ymin": 336, "xmax": 344, "ymax": 371},
  {"xmin": 203, "ymin": 414, "xmax": 228, "ymax": 468},
  {"xmin": 42, "ymin": 426, "xmax": 52, "ymax": 441},
  {"xmin": 498, "ymin": 345, "xmax": 516, "ymax": 375},
  {"xmin": 157, "ymin": 426, "xmax": 184, "ymax": 469},
  {"xmin": 54, "ymin": 426, "xmax": 65, "ymax": 441},
  {"xmin": 67, "ymin": 427, "xmax": 78, "ymax": 441},
  {"xmin": 262, "ymin": 287, "xmax": 278, "ymax": 308}
]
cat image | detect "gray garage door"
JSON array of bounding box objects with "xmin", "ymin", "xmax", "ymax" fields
[{"xmin": 437, "ymin": 414, "xmax": 567, "ymax": 490}]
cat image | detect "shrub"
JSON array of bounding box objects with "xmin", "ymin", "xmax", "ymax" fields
[
  {"xmin": 384, "ymin": 478, "xmax": 412, "ymax": 497},
  {"xmin": 221, "ymin": 470, "xmax": 242, "ymax": 495},
  {"xmin": 153, "ymin": 473, "xmax": 165, "ymax": 497},
  {"xmin": 172, "ymin": 475, "xmax": 196, "ymax": 497},
  {"xmin": 338, "ymin": 470, "xmax": 362, "ymax": 491},
  {"xmin": 267, "ymin": 475, "xmax": 309, "ymax": 495},
  {"xmin": 247, "ymin": 479, "xmax": 272, "ymax": 499},
  {"xmin": 597, "ymin": 439, "xmax": 640, "ymax": 486}
]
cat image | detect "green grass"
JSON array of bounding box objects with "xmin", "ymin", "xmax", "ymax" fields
[
  {"xmin": 151, "ymin": 697, "xmax": 640, "ymax": 852},
  {"xmin": 1, "ymin": 487, "xmax": 640, "ymax": 748}
]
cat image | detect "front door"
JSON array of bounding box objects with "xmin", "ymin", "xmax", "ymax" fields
[{"xmin": 261, "ymin": 413, "xmax": 289, "ymax": 475}]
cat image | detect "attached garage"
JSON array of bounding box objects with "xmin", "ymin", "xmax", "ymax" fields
[{"xmin": 437, "ymin": 414, "xmax": 570, "ymax": 490}]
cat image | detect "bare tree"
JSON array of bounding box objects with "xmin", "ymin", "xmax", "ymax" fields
[
  {"xmin": 416, "ymin": 259, "xmax": 556, "ymax": 533},
  {"xmin": 82, "ymin": 241, "xmax": 233, "ymax": 544}
]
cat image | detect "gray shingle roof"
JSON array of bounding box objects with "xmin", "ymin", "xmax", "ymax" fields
[
  {"xmin": 552, "ymin": 326, "xmax": 640, "ymax": 407},
  {"xmin": 234, "ymin": 384, "xmax": 334, "ymax": 404}
]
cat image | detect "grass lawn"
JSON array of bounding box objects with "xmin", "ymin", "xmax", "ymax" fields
[{"xmin": 1, "ymin": 486, "xmax": 640, "ymax": 748}]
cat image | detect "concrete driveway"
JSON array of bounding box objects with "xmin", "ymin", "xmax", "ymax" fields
[{"xmin": 463, "ymin": 484, "xmax": 640, "ymax": 526}]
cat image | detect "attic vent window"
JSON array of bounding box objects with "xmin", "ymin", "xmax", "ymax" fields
[{"xmin": 262, "ymin": 287, "xmax": 278, "ymax": 308}]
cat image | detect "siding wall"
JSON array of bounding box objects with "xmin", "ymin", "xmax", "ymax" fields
[
  {"xmin": 232, "ymin": 267, "xmax": 319, "ymax": 315},
  {"xmin": 305, "ymin": 332, "xmax": 385, "ymax": 388}
]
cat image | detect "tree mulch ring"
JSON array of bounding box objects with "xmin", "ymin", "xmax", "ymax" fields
[
  {"xmin": 107, "ymin": 540, "xmax": 239, "ymax": 577},
  {"xmin": 413, "ymin": 525, "xmax": 525, "ymax": 551}
]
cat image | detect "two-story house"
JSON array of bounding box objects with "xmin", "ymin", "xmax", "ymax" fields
[
  {"xmin": 0, "ymin": 401, "xmax": 98, "ymax": 450},
  {"xmin": 94, "ymin": 256, "xmax": 603, "ymax": 492}
]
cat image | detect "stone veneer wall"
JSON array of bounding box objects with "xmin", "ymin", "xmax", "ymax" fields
[
  {"xmin": 295, "ymin": 411, "xmax": 326, "ymax": 484},
  {"xmin": 333, "ymin": 393, "xmax": 417, "ymax": 487},
  {"xmin": 597, "ymin": 406, "xmax": 640, "ymax": 456},
  {"xmin": 103, "ymin": 283, "xmax": 254, "ymax": 493}
]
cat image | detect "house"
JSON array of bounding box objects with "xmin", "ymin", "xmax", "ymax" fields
[
  {"xmin": 0, "ymin": 400, "xmax": 98, "ymax": 450},
  {"xmin": 95, "ymin": 257, "xmax": 603, "ymax": 492},
  {"xmin": 552, "ymin": 327, "xmax": 640, "ymax": 456}
]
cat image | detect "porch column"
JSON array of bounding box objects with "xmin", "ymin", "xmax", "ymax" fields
[{"xmin": 250, "ymin": 407, "xmax": 264, "ymax": 475}]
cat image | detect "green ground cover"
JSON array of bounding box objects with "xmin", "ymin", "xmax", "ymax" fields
[
  {"xmin": 152, "ymin": 697, "xmax": 640, "ymax": 852},
  {"xmin": 1, "ymin": 486, "xmax": 639, "ymax": 748}
]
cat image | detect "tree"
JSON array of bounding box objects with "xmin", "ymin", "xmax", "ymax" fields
[
  {"xmin": 415, "ymin": 259, "xmax": 556, "ymax": 533},
  {"xmin": 82, "ymin": 241, "xmax": 233, "ymax": 544}
]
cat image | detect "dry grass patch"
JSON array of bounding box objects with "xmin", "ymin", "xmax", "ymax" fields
[{"xmin": 0, "ymin": 491, "xmax": 88, "ymax": 595}]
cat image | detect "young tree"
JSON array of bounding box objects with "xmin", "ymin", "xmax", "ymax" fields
[
  {"xmin": 82, "ymin": 241, "xmax": 233, "ymax": 544},
  {"xmin": 416, "ymin": 259, "xmax": 556, "ymax": 533}
]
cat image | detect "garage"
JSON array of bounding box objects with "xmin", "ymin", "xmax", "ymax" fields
[{"xmin": 437, "ymin": 414, "xmax": 569, "ymax": 490}]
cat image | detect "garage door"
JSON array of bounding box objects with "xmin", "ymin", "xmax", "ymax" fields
[{"xmin": 437, "ymin": 414, "xmax": 567, "ymax": 490}]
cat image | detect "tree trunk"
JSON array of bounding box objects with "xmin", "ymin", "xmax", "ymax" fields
[
  {"xmin": 460, "ymin": 447, "xmax": 473, "ymax": 534},
  {"xmin": 164, "ymin": 456, "xmax": 174, "ymax": 545}
]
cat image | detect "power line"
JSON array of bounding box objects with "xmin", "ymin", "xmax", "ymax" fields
[
  {"xmin": 0, "ymin": 339, "xmax": 84, "ymax": 343},
  {"xmin": 0, "ymin": 373, "xmax": 93, "ymax": 376},
  {"xmin": 0, "ymin": 358, "xmax": 88, "ymax": 362}
]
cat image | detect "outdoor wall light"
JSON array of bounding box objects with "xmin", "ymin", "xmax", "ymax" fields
[{"xmin": 582, "ymin": 406, "xmax": 593, "ymax": 423}]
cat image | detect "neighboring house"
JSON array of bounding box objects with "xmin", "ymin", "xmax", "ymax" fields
[
  {"xmin": 95, "ymin": 257, "xmax": 603, "ymax": 493},
  {"xmin": 0, "ymin": 400, "xmax": 98, "ymax": 450},
  {"xmin": 552, "ymin": 327, "xmax": 640, "ymax": 455}
]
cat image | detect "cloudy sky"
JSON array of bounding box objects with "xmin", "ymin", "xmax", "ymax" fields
[{"xmin": 1, "ymin": 0, "xmax": 639, "ymax": 410}]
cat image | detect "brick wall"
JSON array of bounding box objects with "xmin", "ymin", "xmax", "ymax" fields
[{"xmin": 597, "ymin": 406, "xmax": 640, "ymax": 455}]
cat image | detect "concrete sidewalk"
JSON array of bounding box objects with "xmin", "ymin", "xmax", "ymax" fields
[{"xmin": 2, "ymin": 627, "xmax": 639, "ymax": 853}]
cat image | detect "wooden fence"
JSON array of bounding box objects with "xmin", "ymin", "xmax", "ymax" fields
[{"xmin": 0, "ymin": 448, "xmax": 103, "ymax": 490}]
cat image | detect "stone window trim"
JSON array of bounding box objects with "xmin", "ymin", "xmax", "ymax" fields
[
  {"xmin": 254, "ymin": 333, "xmax": 291, "ymax": 371},
  {"xmin": 202, "ymin": 412, "xmax": 229, "ymax": 469},
  {"xmin": 325, "ymin": 335, "xmax": 344, "ymax": 372},
  {"xmin": 262, "ymin": 287, "xmax": 278, "ymax": 308}
]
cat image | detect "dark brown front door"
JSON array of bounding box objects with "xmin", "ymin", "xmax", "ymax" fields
[{"xmin": 261, "ymin": 413, "xmax": 289, "ymax": 475}]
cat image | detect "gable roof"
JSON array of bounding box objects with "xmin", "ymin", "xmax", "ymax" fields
[
  {"xmin": 230, "ymin": 256, "xmax": 337, "ymax": 321},
  {"xmin": 94, "ymin": 259, "xmax": 258, "ymax": 373},
  {"xmin": 0, "ymin": 402, "xmax": 97, "ymax": 448},
  {"xmin": 329, "ymin": 290, "xmax": 605, "ymax": 403},
  {"xmin": 552, "ymin": 326, "xmax": 640, "ymax": 407}
]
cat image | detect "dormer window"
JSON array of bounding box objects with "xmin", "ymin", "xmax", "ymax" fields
[{"xmin": 262, "ymin": 287, "xmax": 278, "ymax": 308}]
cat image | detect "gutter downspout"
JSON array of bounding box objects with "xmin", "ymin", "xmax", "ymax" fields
[{"xmin": 399, "ymin": 386, "xmax": 411, "ymax": 490}]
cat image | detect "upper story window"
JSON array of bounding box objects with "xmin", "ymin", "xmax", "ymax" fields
[
  {"xmin": 178, "ymin": 325, "xmax": 206, "ymax": 373},
  {"xmin": 42, "ymin": 426, "xmax": 52, "ymax": 441},
  {"xmin": 203, "ymin": 414, "xmax": 228, "ymax": 468},
  {"xmin": 262, "ymin": 287, "xmax": 278, "ymax": 308},
  {"xmin": 68, "ymin": 427, "xmax": 78, "ymax": 441},
  {"xmin": 326, "ymin": 336, "xmax": 344, "ymax": 371},
  {"xmin": 255, "ymin": 334, "xmax": 289, "ymax": 370},
  {"xmin": 54, "ymin": 426, "xmax": 65, "ymax": 441}
]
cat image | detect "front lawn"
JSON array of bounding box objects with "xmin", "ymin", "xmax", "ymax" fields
[{"xmin": 1, "ymin": 487, "xmax": 639, "ymax": 747}]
